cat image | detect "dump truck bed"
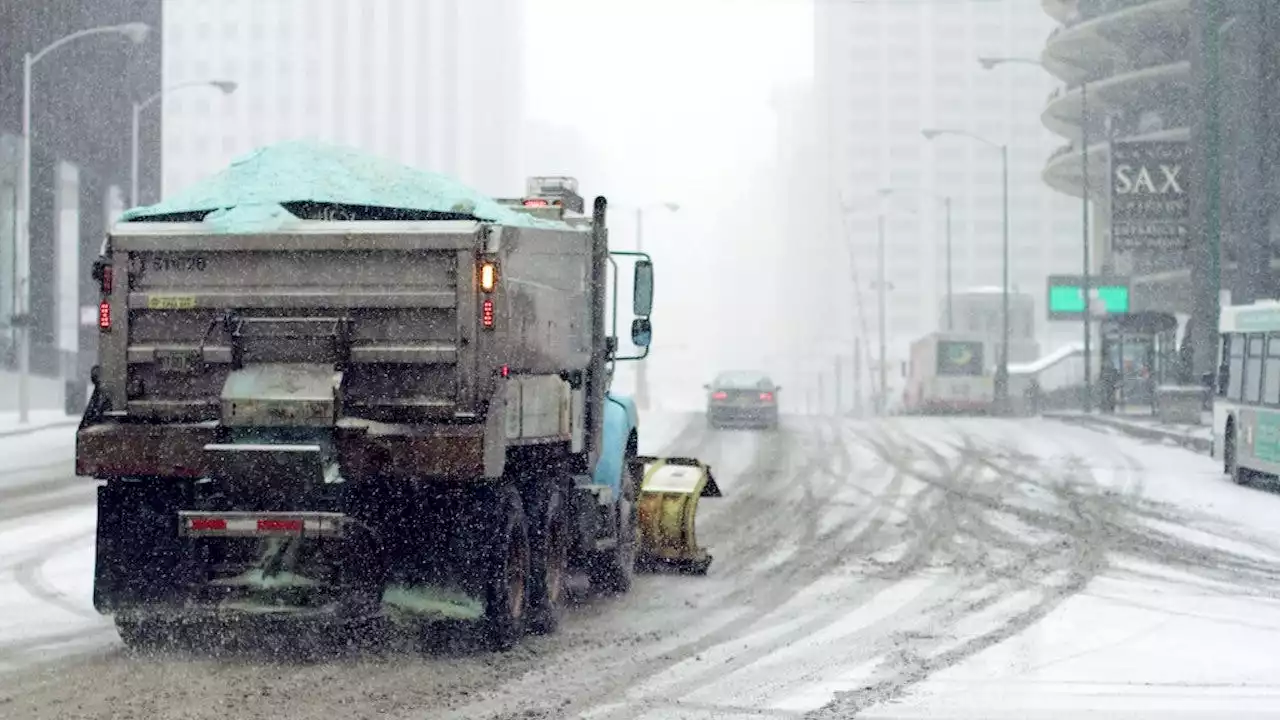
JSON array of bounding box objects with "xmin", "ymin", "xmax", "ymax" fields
[{"xmin": 96, "ymin": 218, "xmax": 593, "ymax": 428}]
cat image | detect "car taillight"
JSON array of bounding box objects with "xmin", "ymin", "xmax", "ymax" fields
[
  {"xmin": 760, "ymin": 392, "xmax": 774, "ymax": 401},
  {"xmin": 482, "ymin": 298, "xmax": 495, "ymax": 328},
  {"xmin": 712, "ymin": 391, "xmax": 727, "ymax": 400},
  {"xmin": 98, "ymin": 301, "xmax": 111, "ymax": 330}
]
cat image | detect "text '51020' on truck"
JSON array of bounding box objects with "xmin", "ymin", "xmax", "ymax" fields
[{"xmin": 75, "ymin": 141, "xmax": 721, "ymax": 651}]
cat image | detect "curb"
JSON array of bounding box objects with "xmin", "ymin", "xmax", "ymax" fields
[
  {"xmin": 0, "ymin": 418, "xmax": 79, "ymax": 440},
  {"xmin": 1044, "ymin": 412, "xmax": 1213, "ymax": 455}
]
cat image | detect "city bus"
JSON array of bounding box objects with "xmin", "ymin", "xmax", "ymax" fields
[
  {"xmin": 902, "ymin": 331, "xmax": 994, "ymax": 414},
  {"xmin": 1213, "ymin": 300, "xmax": 1280, "ymax": 484}
]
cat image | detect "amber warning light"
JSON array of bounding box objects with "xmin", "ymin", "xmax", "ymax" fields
[{"xmin": 480, "ymin": 262, "xmax": 497, "ymax": 292}]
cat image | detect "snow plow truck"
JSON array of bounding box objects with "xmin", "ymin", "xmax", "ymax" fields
[{"xmin": 76, "ymin": 141, "xmax": 721, "ymax": 650}]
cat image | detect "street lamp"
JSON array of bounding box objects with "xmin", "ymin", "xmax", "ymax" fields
[
  {"xmin": 16, "ymin": 21, "xmax": 151, "ymax": 424},
  {"xmin": 632, "ymin": 201, "xmax": 680, "ymax": 411},
  {"xmin": 922, "ymin": 127, "xmax": 1011, "ymax": 413},
  {"xmin": 131, "ymin": 80, "xmax": 238, "ymax": 208},
  {"xmin": 881, "ymin": 187, "xmax": 955, "ymax": 331},
  {"xmin": 980, "ymin": 55, "xmax": 1095, "ymax": 413}
]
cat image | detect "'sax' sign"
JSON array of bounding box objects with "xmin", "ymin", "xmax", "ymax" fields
[
  {"xmin": 1110, "ymin": 140, "xmax": 1190, "ymax": 254},
  {"xmin": 1114, "ymin": 162, "xmax": 1184, "ymax": 195}
]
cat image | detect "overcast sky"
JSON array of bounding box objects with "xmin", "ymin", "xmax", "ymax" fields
[{"xmin": 524, "ymin": 0, "xmax": 812, "ymax": 202}]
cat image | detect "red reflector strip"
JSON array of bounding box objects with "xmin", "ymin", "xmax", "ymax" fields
[
  {"xmin": 482, "ymin": 298, "xmax": 495, "ymax": 328},
  {"xmin": 257, "ymin": 518, "xmax": 303, "ymax": 532},
  {"xmin": 189, "ymin": 517, "xmax": 226, "ymax": 531},
  {"xmin": 98, "ymin": 302, "xmax": 111, "ymax": 329}
]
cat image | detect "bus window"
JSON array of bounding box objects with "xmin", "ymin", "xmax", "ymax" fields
[
  {"xmin": 1227, "ymin": 333, "xmax": 1244, "ymax": 400},
  {"xmin": 1245, "ymin": 335, "xmax": 1265, "ymax": 403},
  {"xmin": 937, "ymin": 340, "xmax": 984, "ymax": 376},
  {"xmin": 1265, "ymin": 335, "xmax": 1280, "ymax": 405}
]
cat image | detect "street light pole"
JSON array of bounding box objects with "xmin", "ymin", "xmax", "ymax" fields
[
  {"xmin": 1080, "ymin": 81, "xmax": 1093, "ymax": 412},
  {"xmin": 877, "ymin": 212, "xmax": 888, "ymax": 414},
  {"xmin": 633, "ymin": 206, "xmax": 648, "ymax": 410},
  {"xmin": 130, "ymin": 101, "xmax": 142, "ymax": 209},
  {"xmin": 996, "ymin": 143, "xmax": 1011, "ymax": 413},
  {"xmin": 945, "ymin": 196, "xmax": 954, "ymax": 331},
  {"xmin": 17, "ymin": 53, "xmax": 33, "ymax": 424},
  {"xmin": 130, "ymin": 80, "xmax": 238, "ymax": 208},
  {"xmin": 630, "ymin": 201, "xmax": 679, "ymax": 412},
  {"xmin": 15, "ymin": 22, "xmax": 150, "ymax": 424},
  {"xmin": 979, "ymin": 55, "xmax": 1094, "ymax": 410}
]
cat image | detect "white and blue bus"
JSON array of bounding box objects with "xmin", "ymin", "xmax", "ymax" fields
[{"xmin": 1213, "ymin": 301, "xmax": 1280, "ymax": 484}]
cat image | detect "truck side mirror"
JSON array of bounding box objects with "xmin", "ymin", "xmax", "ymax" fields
[
  {"xmin": 631, "ymin": 317, "xmax": 652, "ymax": 348},
  {"xmin": 633, "ymin": 260, "xmax": 654, "ymax": 317}
]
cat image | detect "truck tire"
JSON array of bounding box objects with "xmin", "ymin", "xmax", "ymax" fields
[
  {"xmin": 589, "ymin": 459, "xmax": 638, "ymax": 594},
  {"xmin": 527, "ymin": 483, "xmax": 570, "ymax": 635},
  {"xmin": 482, "ymin": 485, "xmax": 531, "ymax": 650}
]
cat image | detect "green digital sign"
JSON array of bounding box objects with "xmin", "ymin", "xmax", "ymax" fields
[{"xmin": 1047, "ymin": 275, "xmax": 1130, "ymax": 321}]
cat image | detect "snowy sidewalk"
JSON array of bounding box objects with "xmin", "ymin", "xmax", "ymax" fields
[
  {"xmin": 1045, "ymin": 408, "xmax": 1213, "ymax": 455},
  {"xmin": 0, "ymin": 410, "xmax": 80, "ymax": 440}
]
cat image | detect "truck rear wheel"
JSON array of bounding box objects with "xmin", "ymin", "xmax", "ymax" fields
[
  {"xmin": 589, "ymin": 460, "xmax": 638, "ymax": 594},
  {"xmin": 528, "ymin": 483, "xmax": 570, "ymax": 635},
  {"xmin": 482, "ymin": 485, "xmax": 531, "ymax": 650}
]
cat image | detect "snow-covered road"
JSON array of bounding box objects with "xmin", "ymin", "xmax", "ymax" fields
[{"xmin": 3, "ymin": 415, "xmax": 1280, "ymax": 719}]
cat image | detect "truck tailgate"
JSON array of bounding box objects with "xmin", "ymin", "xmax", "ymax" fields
[{"xmin": 100, "ymin": 222, "xmax": 483, "ymax": 423}]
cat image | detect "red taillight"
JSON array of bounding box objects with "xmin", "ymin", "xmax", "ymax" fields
[
  {"xmin": 760, "ymin": 392, "xmax": 774, "ymax": 402},
  {"xmin": 523, "ymin": 198, "xmax": 549, "ymax": 207},
  {"xmin": 189, "ymin": 517, "xmax": 226, "ymax": 532},
  {"xmin": 712, "ymin": 391, "xmax": 727, "ymax": 400},
  {"xmin": 482, "ymin": 298, "xmax": 495, "ymax": 328},
  {"xmin": 98, "ymin": 301, "xmax": 111, "ymax": 330},
  {"xmin": 500, "ymin": 364, "xmax": 510, "ymax": 378},
  {"xmin": 257, "ymin": 518, "xmax": 303, "ymax": 533},
  {"xmin": 101, "ymin": 265, "xmax": 113, "ymax": 294}
]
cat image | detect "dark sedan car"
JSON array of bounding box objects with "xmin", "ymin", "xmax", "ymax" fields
[{"xmin": 705, "ymin": 371, "xmax": 780, "ymax": 429}]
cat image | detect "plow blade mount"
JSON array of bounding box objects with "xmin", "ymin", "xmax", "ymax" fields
[{"xmin": 634, "ymin": 455, "xmax": 721, "ymax": 575}]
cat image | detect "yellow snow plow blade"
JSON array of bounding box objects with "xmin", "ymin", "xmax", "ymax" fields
[{"xmin": 634, "ymin": 455, "xmax": 722, "ymax": 575}]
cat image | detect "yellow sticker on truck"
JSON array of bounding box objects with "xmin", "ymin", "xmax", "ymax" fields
[{"xmin": 147, "ymin": 294, "xmax": 197, "ymax": 310}]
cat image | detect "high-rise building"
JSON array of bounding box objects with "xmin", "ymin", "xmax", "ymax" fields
[
  {"xmin": 814, "ymin": 1, "xmax": 1084, "ymax": 359},
  {"xmin": 1039, "ymin": 0, "xmax": 1279, "ymax": 377},
  {"xmin": 160, "ymin": 0, "xmax": 524, "ymax": 201},
  {"xmin": 0, "ymin": 1, "xmax": 162, "ymax": 396}
]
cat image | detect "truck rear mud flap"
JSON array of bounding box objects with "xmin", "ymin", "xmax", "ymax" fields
[{"xmin": 634, "ymin": 456, "xmax": 722, "ymax": 575}]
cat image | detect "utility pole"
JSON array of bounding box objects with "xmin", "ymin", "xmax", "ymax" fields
[{"xmin": 877, "ymin": 213, "xmax": 888, "ymax": 415}]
